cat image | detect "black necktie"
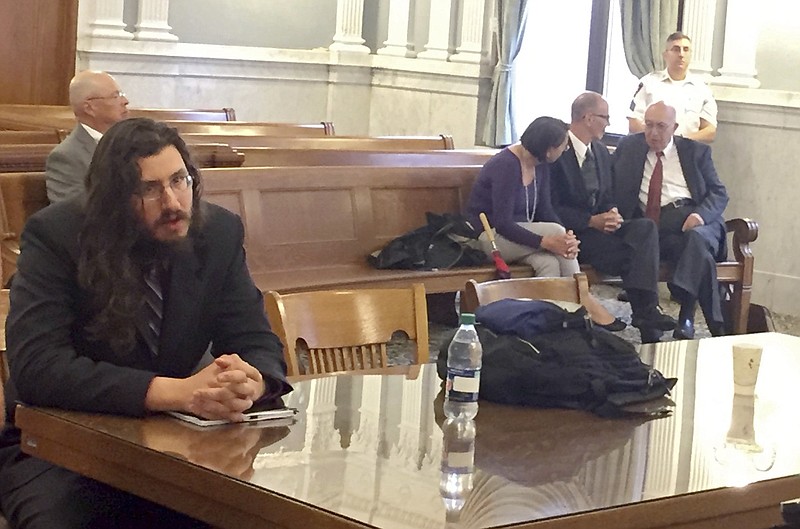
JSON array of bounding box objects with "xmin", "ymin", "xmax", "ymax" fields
[
  {"xmin": 581, "ymin": 148, "xmax": 599, "ymax": 210},
  {"xmin": 141, "ymin": 267, "xmax": 164, "ymax": 356}
]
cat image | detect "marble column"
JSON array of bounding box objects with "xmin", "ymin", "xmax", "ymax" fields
[
  {"xmin": 135, "ymin": 0, "xmax": 178, "ymax": 42},
  {"xmin": 88, "ymin": 0, "xmax": 132, "ymax": 40},
  {"xmin": 417, "ymin": 0, "xmax": 453, "ymax": 60},
  {"xmin": 377, "ymin": 0, "xmax": 415, "ymax": 57},
  {"xmin": 682, "ymin": 0, "xmax": 716, "ymax": 77},
  {"xmin": 713, "ymin": 0, "xmax": 761, "ymax": 88},
  {"xmin": 450, "ymin": 0, "xmax": 486, "ymax": 63},
  {"xmin": 329, "ymin": 0, "xmax": 371, "ymax": 53}
]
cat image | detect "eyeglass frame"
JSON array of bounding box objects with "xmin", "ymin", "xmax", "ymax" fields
[
  {"xmin": 86, "ymin": 90, "xmax": 127, "ymax": 101},
  {"xmin": 137, "ymin": 173, "xmax": 194, "ymax": 203},
  {"xmin": 590, "ymin": 113, "xmax": 611, "ymax": 123}
]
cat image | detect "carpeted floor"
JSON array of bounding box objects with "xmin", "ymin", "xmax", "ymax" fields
[{"xmin": 388, "ymin": 284, "xmax": 800, "ymax": 366}]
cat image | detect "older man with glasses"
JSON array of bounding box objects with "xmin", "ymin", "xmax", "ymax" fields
[
  {"xmin": 550, "ymin": 91, "xmax": 676, "ymax": 343},
  {"xmin": 1, "ymin": 118, "xmax": 291, "ymax": 528},
  {"xmin": 45, "ymin": 70, "xmax": 131, "ymax": 203}
]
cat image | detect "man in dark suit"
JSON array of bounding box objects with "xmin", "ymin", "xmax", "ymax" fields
[
  {"xmin": 0, "ymin": 119, "xmax": 291, "ymax": 528},
  {"xmin": 613, "ymin": 101, "xmax": 729, "ymax": 339},
  {"xmin": 551, "ymin": 92, "xmax": 675, "ymax": 343},
  {"xmin": 45, "ymin": 70, "xmax": 130, "ymax": 202}
]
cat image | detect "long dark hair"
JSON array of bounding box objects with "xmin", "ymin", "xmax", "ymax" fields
[
  {"xmin": 77, "ymin": 118, "xmax": 203, "ymax": 355},
  {"xmin": 519, "ymin": 116, "xmax": 569, "ymax": 161}
]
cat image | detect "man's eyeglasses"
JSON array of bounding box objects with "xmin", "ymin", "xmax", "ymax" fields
[
  {"xmin": 86, "ymin": 90, "xmax": 126, "ymax": 101},
  {"xmin": 138, "ymin": 174, "xmax": 193, "ymax": 202},
  {"xmin": 591, "ymin": 113, "xmax": 610, "ymax": 123}
]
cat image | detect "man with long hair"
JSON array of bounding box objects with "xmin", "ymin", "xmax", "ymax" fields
[{"xmin": 0, "ymin": 118, "xmax": 291, "ymax": 527}]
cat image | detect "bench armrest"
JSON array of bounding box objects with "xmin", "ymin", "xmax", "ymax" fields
[{"xmin": 725, "ymin": 217, "xmax": 758, "ymax": 263}]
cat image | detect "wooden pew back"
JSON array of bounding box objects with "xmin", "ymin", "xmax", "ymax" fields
[
  {"xmin": 167, "ymin": 120, "xmax": 335, "ymax": 136},
  {"xmin": 240, "ymin": 148, "xmax": 495, "ymax": 167},
  {"xmin": 182, "ymin": 133, "xmax": 455, "ymax": 150},
  {"xmin": 201, "ymin": 165, "xmax": 515, "ymax": 294},
  {"xmin": 0, "ymin": 104, "xmax": 236, "ymax": 131},
  {"xmin": 0, "ymin": 130, "xmax": 63, "ymax": 145},
  {"xmin": 0, "ymin": 143, "xmax": 244, "ymax": 173}
]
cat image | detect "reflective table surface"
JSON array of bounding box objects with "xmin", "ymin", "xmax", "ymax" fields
[{"xmin": 16, "ymin": 333, "xmax": 800, "ymax": 529}]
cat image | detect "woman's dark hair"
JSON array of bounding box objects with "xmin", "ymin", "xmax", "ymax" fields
[
  {"xmin": 77, "ymin": 117, "xmax": 203, "ymax": 355},
  {"xmin": 519, "ymin": 116, "xmax": 569, "ymax": 161}
]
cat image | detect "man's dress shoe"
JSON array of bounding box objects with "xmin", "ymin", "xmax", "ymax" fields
[
  {"xmin": 673, "ymin": 318, "xmax": 695, "ymax": 340},
  {"xmin": 639, "ymin": 327, "xmax": 663, "ymax": 344},
  {"xmin": 632, "ymin": 306, "xmax": 677, "ymax": 331}
]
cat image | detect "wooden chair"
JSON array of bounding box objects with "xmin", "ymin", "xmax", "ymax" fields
[
  {"xmin": 265, "ymin": 284, "xmax": 430, "ymax": 377},
  {"xmin": 461, "ymin": 272, "xmax": 591, "ymax": 313}
]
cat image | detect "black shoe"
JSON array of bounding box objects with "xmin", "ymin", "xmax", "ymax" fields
[
  {"xmin": 673, "ymin": 318, "xmax": 695, "ymax": 340},
  {"xmin": 632, "ymin": 306, "xmax": 677, "ymax": 331},
  {"xmin": 595, "ymin": 317, "xmax": 627, "ymax": 332},
  {"xmin": 708, "ymin": 321, "xmax": 727, "ymax": 337},
  {"xmin": 617, "ymin": 290, "xmax": 629, "ymax": 303},
  {"xmin": 639, "ymin": 327, "xmax": 663, "ymax": 344}
]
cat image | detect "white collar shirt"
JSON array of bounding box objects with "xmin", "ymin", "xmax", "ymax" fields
[
  {"xmin": 568, "ymin": 130, "xmax": 590, "ymax": 167},
  {"xmin": 80, "ymin": 123, "xmax": 103, "ymax": 143},
  {"xmin": 628, "ymin": 69, "xmax": 718, "ymax": 137},
  {"xmin": 638, "ymin": 138, "xmax": 692, "ymax": 210}
]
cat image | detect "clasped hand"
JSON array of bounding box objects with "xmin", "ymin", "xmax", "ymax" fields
[
  {"xmin": 589, "ymin": 207, "xmax": 623, "ymax": 233},
  {"xmin": 542, "ymin": 230, "xmax": 580, "ymax": 259},
  {"xmin": 187, "ymin": 354, "xmax": 266, "ymax": 422}
]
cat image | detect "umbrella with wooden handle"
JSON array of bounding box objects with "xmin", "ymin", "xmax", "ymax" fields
[{"xmin": 479, "ymin": 212, "xmax": 511, "ymax": 280}]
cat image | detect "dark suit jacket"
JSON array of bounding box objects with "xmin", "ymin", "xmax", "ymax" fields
[
  {"xmin": 45, "ymin": 124, "xmax": 96, "ymax": 203},
  {"xmin": 550, "ymin": 138, "xmax": 615, "ymax": 232},
  {"xmin": 0, "ymin": 198, "xmax": 290, "ymax": 494},
  {"xmin": 612, "ymin": 133, "xmax": 728, "ymax": 229}
]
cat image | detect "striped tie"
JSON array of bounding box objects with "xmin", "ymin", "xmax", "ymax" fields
[{"xmin": 142, "ymin": 267, "xmax": 164, "ymax": 357}]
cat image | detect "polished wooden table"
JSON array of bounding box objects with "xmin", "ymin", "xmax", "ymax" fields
[{"xmin": 15, "ymin": 333, "xmax": 800, "ymax": 529}]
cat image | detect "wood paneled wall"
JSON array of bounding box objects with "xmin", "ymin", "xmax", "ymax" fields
[{"xmin": 0, "ymin": 0, "xmax": 78, "ymax": 105}]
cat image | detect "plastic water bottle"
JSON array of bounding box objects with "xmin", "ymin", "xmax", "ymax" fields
[
  {"xmin": 439, "ymin": 417, "xmax": 476, "ymax": 522},
  {"xmin": 444, "ymin": 312, "xmax": 482, "ymax": 419}
]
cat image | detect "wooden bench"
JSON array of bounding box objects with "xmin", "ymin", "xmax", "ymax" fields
[
  {"xmin": 0, "ymin": 167, "xmax": 758, "ymax": 333},
  {"xmin": 166, "ymin": 120, "xmax": 335, "ymax": 136},
  {"xmin": 0, "ymin": 105, "xmax": 236, "ymax": 131},
  {"xmin": 181, "ymin": 133, "xmax": 455, "ymax": 150},
  {"xmin": 0, "ymin": 143, "xmax": 244, "ymax": 173},
  {"xmin": 239, "ymin": 148, "xmax": 495, "ymax": 167}
]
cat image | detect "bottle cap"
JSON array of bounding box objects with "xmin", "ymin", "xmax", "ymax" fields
[{"xmin": 459, "ymin": 313, "xmax": 476, "ymax": 325}]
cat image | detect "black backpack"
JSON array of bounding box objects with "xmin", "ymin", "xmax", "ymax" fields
[
  {"xmin": 437, "ymin": 300, "xmax": 676, "ymax": 418},
  {"xmin": 368, "ymin": 212, "xmax": 487, "ymax": 270}
]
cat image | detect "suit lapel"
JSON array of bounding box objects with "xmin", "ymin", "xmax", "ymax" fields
[
  {"xmin": 675, "ymin": 138, "xmax": 702, "ymax": 200},
  {"xmin": 73, "ymin": 125, "xmax": 98, "ymax": 161}
]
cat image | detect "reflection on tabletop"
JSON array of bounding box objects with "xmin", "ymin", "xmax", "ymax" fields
[{"xmin": 52, "ymin": 333, "xmax": 800, "ymax": 529}]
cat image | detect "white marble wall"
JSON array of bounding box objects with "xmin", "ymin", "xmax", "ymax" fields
[{"xmin": 712, "ymin": 87, "xmax": 800, "ymax": 316}]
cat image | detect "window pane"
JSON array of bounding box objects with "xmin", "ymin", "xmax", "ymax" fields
[
  {"xmin": 603, "ymin": 0, "xmax": 639, "ymax": 135},
  {"xmin": 511, "ymin": 0, "xmax": 593, "ymax": 138}
]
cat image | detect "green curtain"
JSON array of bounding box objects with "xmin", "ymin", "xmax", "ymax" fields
[
  {"xmin": 619, "ymin": 0, "xmax": 680, "ymax": 78},
  {"xmin": 482, "ymin": 0, "xmax": 529, "ymax": 147}
]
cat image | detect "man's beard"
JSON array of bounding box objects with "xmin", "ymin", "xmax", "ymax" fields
[{"xmin": 133, "ymin": 208, "xmax": 193, "ymax": 264}]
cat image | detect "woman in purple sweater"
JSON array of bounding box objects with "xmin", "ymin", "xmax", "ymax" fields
[{"xmin": 467, "ymin": 116, "xmax": 623, "ymax": 330}]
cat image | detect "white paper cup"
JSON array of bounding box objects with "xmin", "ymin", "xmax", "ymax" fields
[{"xmin": 732, "ymin": 343, "xmax": 763, "ymax": 396}]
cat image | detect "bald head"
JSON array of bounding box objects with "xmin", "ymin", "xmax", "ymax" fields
[
  {"xmin": 643, "ymin": 101, "xmax": 678, "ymax": 152},
  {"xmin": 569, "ymin": 91, "xmax": 609, "ymax": 144},
  {"xmin": 68, "ymin": 71, "xmax": 129, "ymax": 133}
]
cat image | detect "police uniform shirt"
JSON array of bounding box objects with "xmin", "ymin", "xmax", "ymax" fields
[{"xmin": 628, "ymin": 70, "xmax": 718, "ymax": 137}]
